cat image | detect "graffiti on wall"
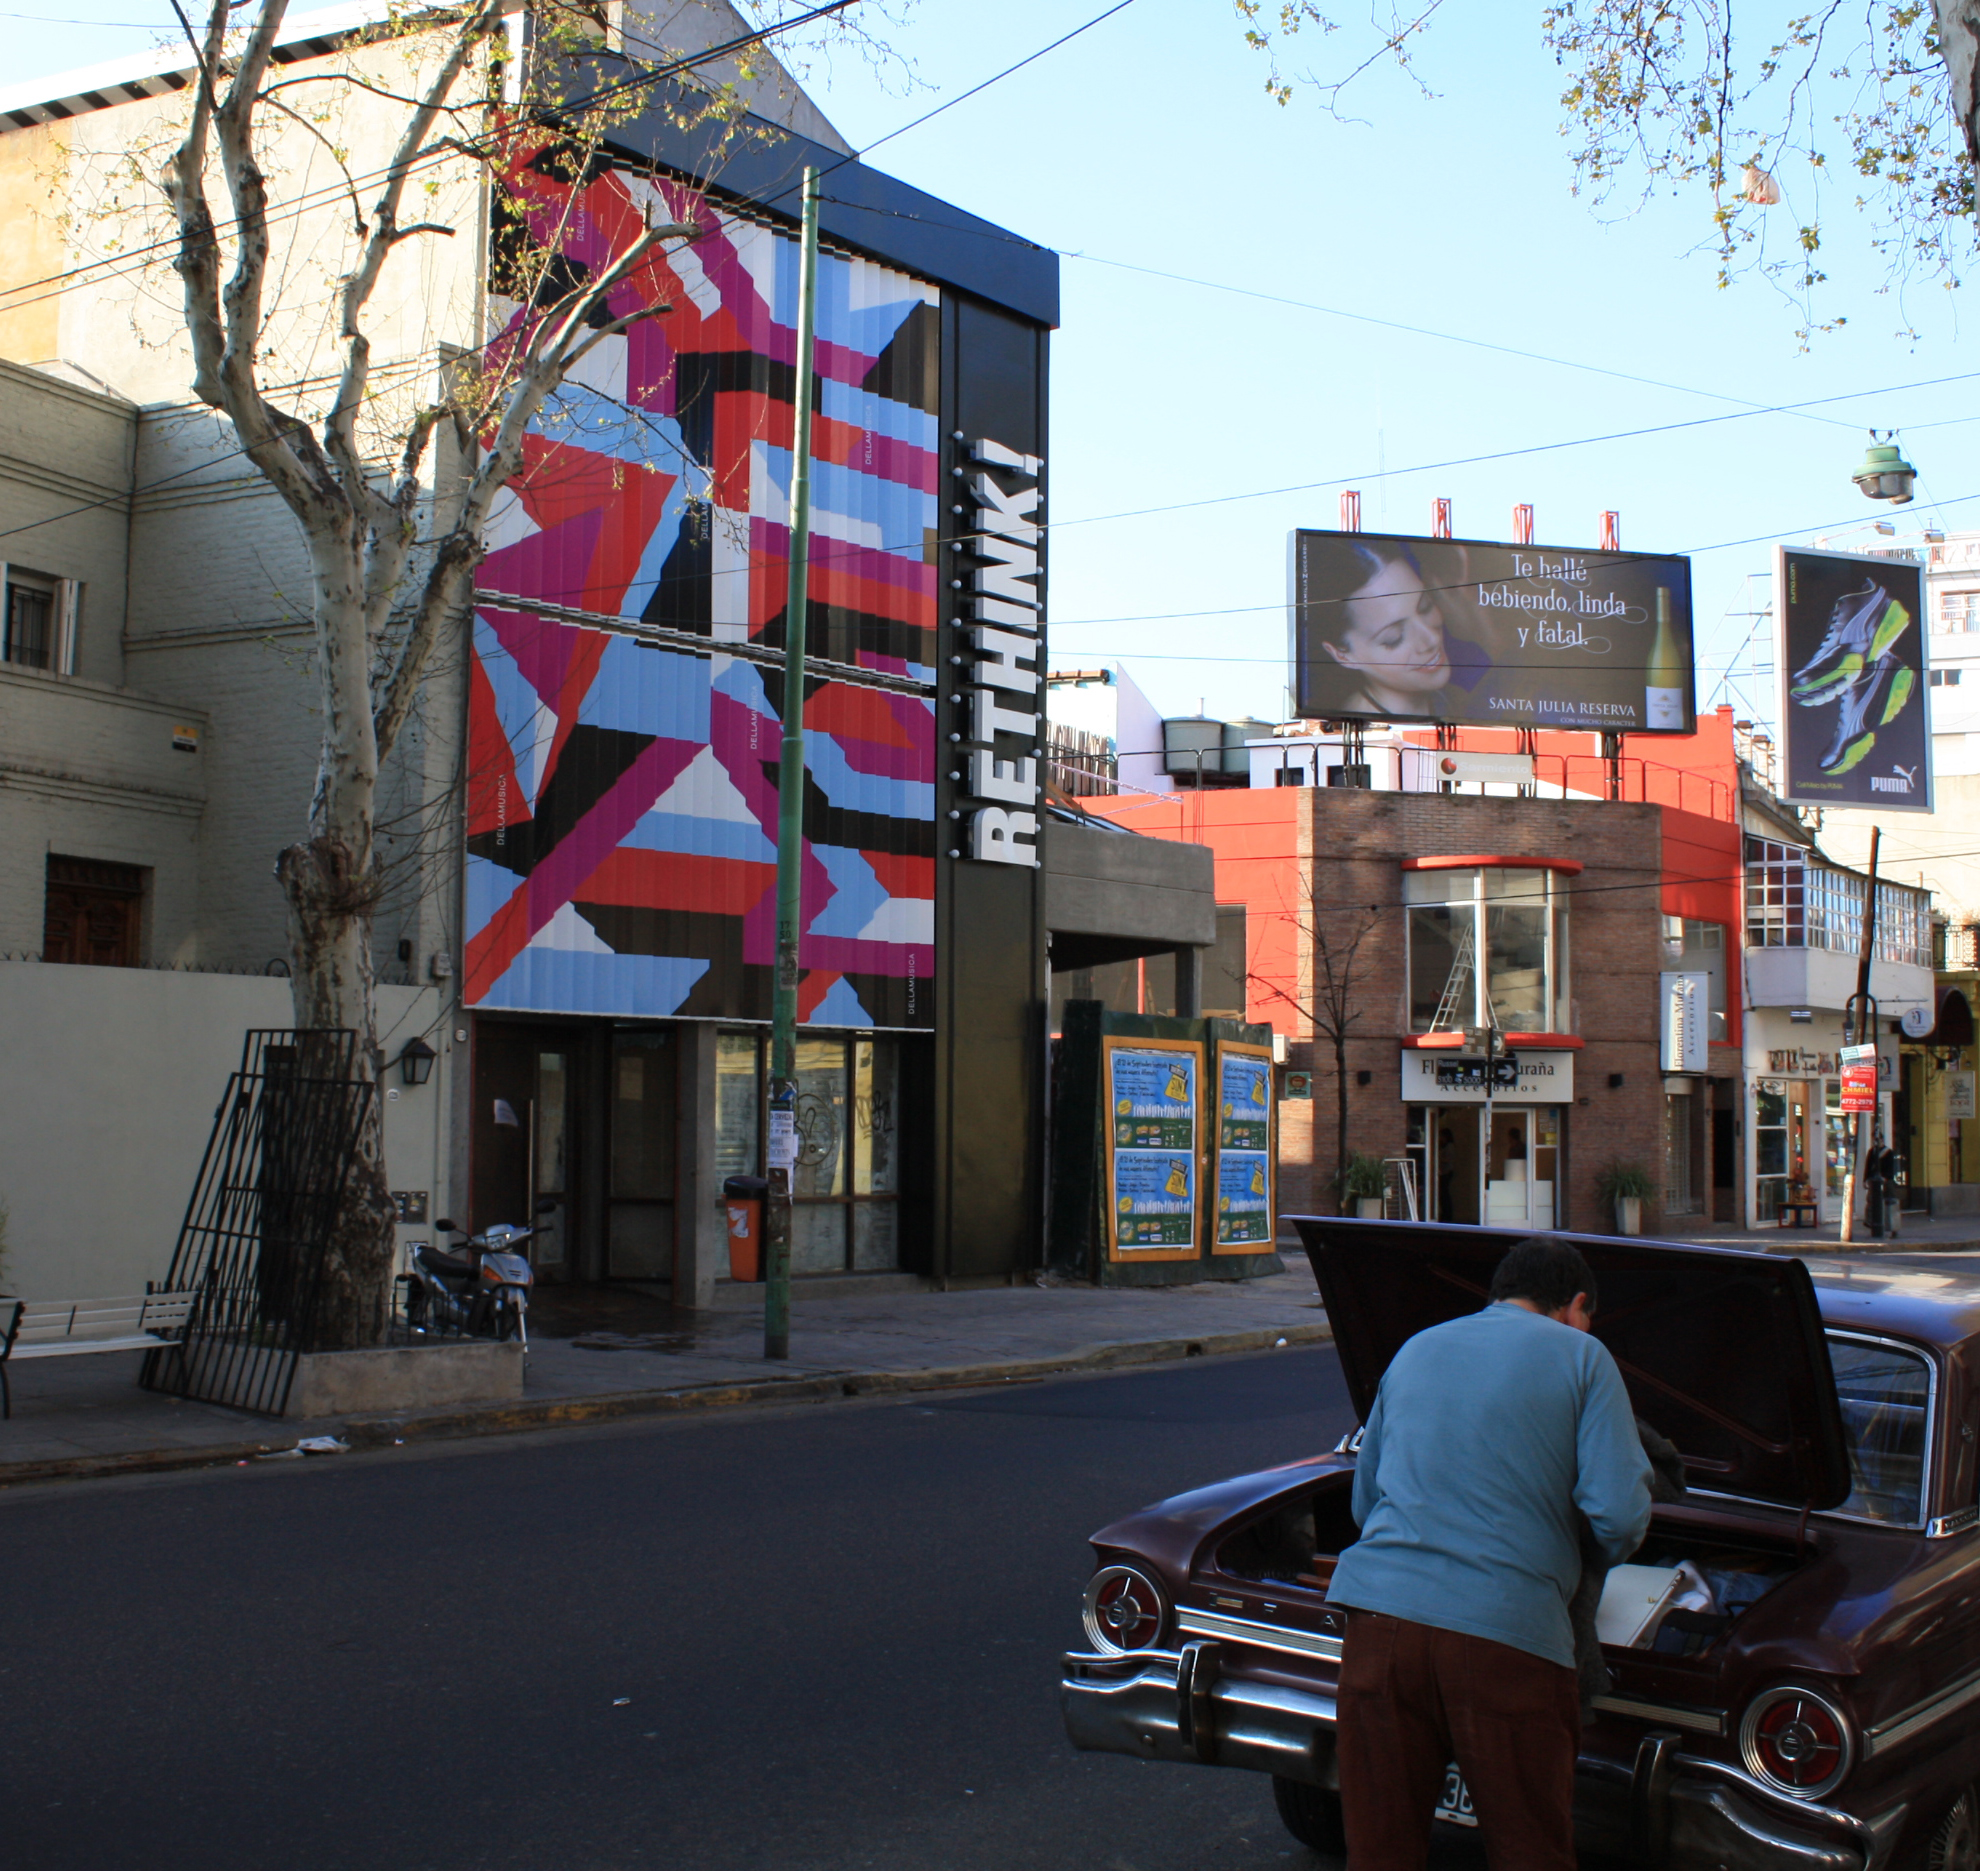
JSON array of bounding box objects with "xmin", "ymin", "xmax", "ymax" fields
[{"xmin": 464, "ymin": 152, "xmax": 939, "ymax": 1027}]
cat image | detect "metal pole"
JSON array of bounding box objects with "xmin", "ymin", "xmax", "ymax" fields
[
  {"xmin": 1840, "ymin": 825, "xmax": 1882, "ymax": 1247},
  {"xmin": 764, "ymin": 164, "xmax": 821, "ymax": 1361}
]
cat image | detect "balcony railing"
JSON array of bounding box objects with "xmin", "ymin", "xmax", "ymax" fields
[{"xmin": 1745, "ymin": 838, "xmax": 1933, "ymax": 968}]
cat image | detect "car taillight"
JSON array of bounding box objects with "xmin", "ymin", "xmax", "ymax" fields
[
  {"xmin": 1082, "ymin": 1564, "xmax": 1168, "ymax": 1655},
  {"xmin": 1739, "ymin": 1685, "xmax": 1854, "ymax": 1800}
]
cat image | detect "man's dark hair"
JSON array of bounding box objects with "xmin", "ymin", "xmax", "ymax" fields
[{"xmin": 1488, "ymin": 1238, "xmax": 1597, "ymax": 1316}]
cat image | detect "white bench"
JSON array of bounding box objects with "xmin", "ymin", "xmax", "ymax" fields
[{"xmin": 0, "ymin": 1293, "xmax": 196, "ymax": 1419}]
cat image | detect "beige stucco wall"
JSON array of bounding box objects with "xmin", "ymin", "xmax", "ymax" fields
[
  {"xmin": 0, "ymin": 25, "xmax": 485, "ymax": 408},
  {"xmin": 0, "ymin": 963, "xmax": 449, "ymax": 1299}
]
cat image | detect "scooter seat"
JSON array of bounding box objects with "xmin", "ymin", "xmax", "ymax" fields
[{"xmin": 422, "ymin": 1246, "xmax": 475, "ymax": 1277}]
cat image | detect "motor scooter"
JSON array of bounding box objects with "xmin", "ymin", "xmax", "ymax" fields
[{"xmin": 400, "ymin": 1218, "xmax": 534, "ymax": 1347}]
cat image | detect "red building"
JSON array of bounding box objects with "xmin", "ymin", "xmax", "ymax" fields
[{"xmin": 1070, "ymin": 711, "xmax": 1751, "ymax": 1232}]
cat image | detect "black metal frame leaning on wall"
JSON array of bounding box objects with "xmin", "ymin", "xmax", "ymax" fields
[{"xmin": 143, "ymin": 1029, "xmax": 374, "ymax": 1415}]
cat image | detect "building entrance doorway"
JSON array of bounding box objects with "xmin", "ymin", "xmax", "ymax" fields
[
  {"xmin": 472, "ymin": 1021, "xmax": 582, "ymax": 1281},
  {"xmin": 1412, "ymin": 1103, "xmax": 1560, "ymax": 1227}
]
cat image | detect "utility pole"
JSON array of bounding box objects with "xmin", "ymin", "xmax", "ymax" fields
[
  {"xmin": 764, "ymin": 165, "xmax": 820, "ymax": 1361},
  {"xmin": 1839, "ymin": 825, "xmax": 1882, "ymax": 1247}
]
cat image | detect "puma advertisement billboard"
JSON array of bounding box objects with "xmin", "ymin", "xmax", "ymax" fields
[
  {"xmin": 1288, "ymin": 530, "xmax": 1695, "ymax": 733},
  {"xmin": 1776, "ymin": 546, "xmax": 1932, "ymax": 813}
]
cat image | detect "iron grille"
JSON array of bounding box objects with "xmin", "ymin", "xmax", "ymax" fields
[{"xmin": 142, "ymin": 1030, "xmax": 373, "ymax": 1416}]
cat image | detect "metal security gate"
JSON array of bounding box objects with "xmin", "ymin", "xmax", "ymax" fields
[{"xmin": 142, "ymin": 1030, "xmax": 373, "ymax": 1415}]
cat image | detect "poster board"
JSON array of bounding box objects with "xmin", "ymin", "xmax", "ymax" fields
[
  {"xmin": 1213, "ymin": 1040, "xmax": 1275, "ymax": 1252},
  {"xmin": 1288, "ymin": 527, "xmax": 1695, "ymax": 732},
  {"xmin": 1775, "ymin": 545, "xmax": 1931, "ymax": 812},
  {"xmin": 1102, "ymin": 1035, "xmax": 1204, "ymax": 1261}
]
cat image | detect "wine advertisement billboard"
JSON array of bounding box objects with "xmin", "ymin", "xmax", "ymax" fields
[
  {"xmin": 1288, "ymin": 529, "xmax": 1695, "ymax": 733},
  {"xmin": 1775, "ymin": 546, "xmax": 1932, "ymax": 812}
]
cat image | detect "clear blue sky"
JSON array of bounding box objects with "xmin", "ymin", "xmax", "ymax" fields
[{"xmin": 11, "ymin": 0, "xmax": 1973, "ymax": 731}]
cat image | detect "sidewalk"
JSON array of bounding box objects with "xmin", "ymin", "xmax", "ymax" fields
[
  {"xmin": 1662, "ymin": 1214, "xmax": 1980, "ymax": 1254},
  {"xmin": 0, "ymin": 1267, "xmax": 1332, "ymax": 1488}
]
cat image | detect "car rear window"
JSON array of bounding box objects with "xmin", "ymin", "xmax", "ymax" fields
[{"xmin": 1826, "ymin": 1335, "xmax": 1932, "ymax": 1525}]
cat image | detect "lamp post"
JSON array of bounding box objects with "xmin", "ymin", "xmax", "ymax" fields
[{"xmin": 764, "ymin": 165, "xmax": 822, "ymax": 1362}]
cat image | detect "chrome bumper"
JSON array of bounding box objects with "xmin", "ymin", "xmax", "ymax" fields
[{"xmin": 1061, "ymin": 1647, "xmax": 1894, "ymax": 1870}]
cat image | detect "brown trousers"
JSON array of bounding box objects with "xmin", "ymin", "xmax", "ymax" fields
[{"xmin": 1336, "ymin": 1610, "xmax": 1580, "ymax": 1871}]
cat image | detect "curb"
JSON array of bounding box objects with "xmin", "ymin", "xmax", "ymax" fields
[{"xmin": 0, "ymin": 1319, "xmax": 1333, "ymax": 1491}]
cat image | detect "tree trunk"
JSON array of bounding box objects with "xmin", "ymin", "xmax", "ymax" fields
[
  {"xmin": 277, "ymin": 833, "xmax": 395, "ymax": 1349},
  {"xmin": 1936, "ymin": 0, "xmax": 1980, "ymax": 166}
]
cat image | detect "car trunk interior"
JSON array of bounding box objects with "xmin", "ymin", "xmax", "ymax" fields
[{"xmin": 1213, "ymin": 1481, "xmax": 1809, "ymax": 1670}]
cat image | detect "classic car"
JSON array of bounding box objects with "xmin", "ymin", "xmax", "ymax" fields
[{"xmin": 1060, "ymin": 1220, "xmax": 1980, "ymax": 1870}]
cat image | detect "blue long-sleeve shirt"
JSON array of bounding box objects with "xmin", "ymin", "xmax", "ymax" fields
[{"xmin": 1325, "ymin": 1301, "xmax": 1653, "ymax": 1669}]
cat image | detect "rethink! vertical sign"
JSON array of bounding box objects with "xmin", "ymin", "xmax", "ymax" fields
[{"xmin": 953, "ymin": 436, "xmax": 1043, "ymax": 866}]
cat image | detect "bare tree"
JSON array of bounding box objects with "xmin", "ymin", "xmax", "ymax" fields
[
  {"xmin": 1255, "ymin": 899, "xmax": 1383, "ymax": 1212},
  {"xmin": 1240, "ymin": 1, "xmax": 1980, "ymax": 324},
  {"xmin": 159, "ymin": 0, "xmax": 726, "ymax": 1343}
]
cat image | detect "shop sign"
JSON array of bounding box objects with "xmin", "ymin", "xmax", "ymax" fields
[
  {"xmin": 1660, "ymin": 971, "xmax": 1708, "ymax": 1074},
  {"xmin": 1103, "ymin": 1037, "xmax": 1203, "ymax": 1258},
  {"xmin": 1401, "ymin": 1048, "xmax": 1574, "ymax": 1104},
  {"xmin": 1950, "ymin": 1072, "xmax": 1977, "ymax": 1120},
  {"xmin": 1767, "ymin": 1049, "xmax": 1841, "ymax": 1075},
  {"xmin": 1840, "ymin": 1043, "xmax": 1879, "ymax": 1114},
  {"xmin": 954, "ymin": 436, "xmax": 1045, "ymax": 867}
]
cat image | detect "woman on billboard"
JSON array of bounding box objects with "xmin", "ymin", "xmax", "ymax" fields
[{"xmin": 1300, "ymin": 537, "xmax": 1493, "ymax": 721}]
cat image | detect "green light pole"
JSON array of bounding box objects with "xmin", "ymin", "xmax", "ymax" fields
[{"xmin": 765, "ymin": 165, "xmax": 820, "ymax": 1361}]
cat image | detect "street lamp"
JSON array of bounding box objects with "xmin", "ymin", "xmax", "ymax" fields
[
  {"xmin": 1852, "ymin": 432, "xmax": 1917, "ymax": 505},
  {"xmin": 397, "ymin": 1036, "xmax": 436, "ymax": 1086}
]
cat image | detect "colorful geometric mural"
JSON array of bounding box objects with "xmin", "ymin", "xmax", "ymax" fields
[{"xmin": 464, "ymin": 154, "xmax": 939, "ymax": 1028}]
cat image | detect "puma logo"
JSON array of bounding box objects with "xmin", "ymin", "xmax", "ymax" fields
[{"xmin": 1870, "ymin": 764, "xmax": 1919, "ymax": 794}]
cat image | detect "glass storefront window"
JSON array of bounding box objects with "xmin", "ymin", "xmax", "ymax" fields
[
  {"xmin": 794, "ymin": 1037, "xmax": 849, "ymax": 1200},
  {"xmin": 1754, "ymin": 1082, "xmax": 1788, "ymax": 1220},
  {"xmin": 1825, "ymin": 1082, "xmax": 1850, "ymax": 1202},
  {"xmin": 1404, "ymin": 867, "xmax": 1569, "ymax": 1034},
  {"xmin": 737, "ymin": 1033, "xmax": 905, "ymax": 1277},
  {"xmin": 715, "ymin": 1032, "xmax": 761, "ymax": 1179}
]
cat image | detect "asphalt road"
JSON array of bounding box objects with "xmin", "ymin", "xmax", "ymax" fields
[{"xmin": 0, "ymin": 1344, "xmax": 1488, "ymax": 1871}]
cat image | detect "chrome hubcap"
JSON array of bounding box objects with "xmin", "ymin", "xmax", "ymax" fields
[{"xmin": 1931, "ymin": 1795, "xmax": 1978, "ymax": 1871}]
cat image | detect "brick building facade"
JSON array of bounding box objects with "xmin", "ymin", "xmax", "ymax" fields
[{"xmin": 1085, "ymin": 783, "xmax": 1744, "ymax": 1235}]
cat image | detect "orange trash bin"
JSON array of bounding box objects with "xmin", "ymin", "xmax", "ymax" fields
[{"xmin": 723, "ymin": 1175, "xmax": 767, "ymax": 1282}]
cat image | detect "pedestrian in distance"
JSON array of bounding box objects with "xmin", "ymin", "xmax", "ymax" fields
[{"xmin": 1324, "ymin": 1236, "xmax": 1653, "ymax": 1871}]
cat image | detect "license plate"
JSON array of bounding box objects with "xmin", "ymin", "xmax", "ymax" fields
[{"xmin": 1435, "ymin": 1764, "xmax": 1478, "ymax": 1828}]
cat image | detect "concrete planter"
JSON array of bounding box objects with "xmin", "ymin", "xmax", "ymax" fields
[
  {"xmin": 276, "ymin": 1341, "xmax": 524, "ymax": 1418},
  {"xmin": 1355, "ymin": 1198, "xmax": 1385, "ymax": 1220},
  {"xmin": 1614, "ymin": 1196, "xmax": 1643, "ymax": 1237}
]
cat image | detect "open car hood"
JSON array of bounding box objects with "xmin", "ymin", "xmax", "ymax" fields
[{"xmin": 1295, "ymin": 1218, "xmax": 1851, "ymax": 1512}]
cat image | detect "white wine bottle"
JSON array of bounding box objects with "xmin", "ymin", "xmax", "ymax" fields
[{"xmin": 1644, "ymin": 587, "xmax": 1686, "ymax": 730}]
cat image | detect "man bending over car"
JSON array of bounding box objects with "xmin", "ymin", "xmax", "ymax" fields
[{"xmin": 1324, "ymin": 1237, "xmax": 1652, "ymax": 1871}]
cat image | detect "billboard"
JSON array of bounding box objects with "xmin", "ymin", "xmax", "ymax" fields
[
  {"xmin": 1289, "ymin": 529, "xmax": 1695, "ymax": 733},
  {"xmin": 1776, "ymin": 546, "xmax": 1931, "ymax": 812}
]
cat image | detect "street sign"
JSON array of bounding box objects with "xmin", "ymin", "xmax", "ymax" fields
[{"xmin": 1434, "ymin": 1055, "xmax": 1519, "ymax": 1091}]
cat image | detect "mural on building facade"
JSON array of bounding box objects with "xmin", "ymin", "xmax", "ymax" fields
[{"xmin": 463, "ymin": 152, "xmax": 939, "ymax": 1027}]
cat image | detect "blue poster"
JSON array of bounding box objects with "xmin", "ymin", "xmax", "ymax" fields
[
  {"xmin": 1111, "ymin": 1048, "xmax": 1197, "ymax": 1151},
  {"xmin": 1113, "ymin": 1149, "xmax": 1196, "ymax": 1249},
  {"xmin": 1220, "ymin": 1051, "xmax": 1271, "ymax": 1151},
  {"xmin": 1217, "ymin": 1150, "xmax": 1272, "ymax": 1246}
]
